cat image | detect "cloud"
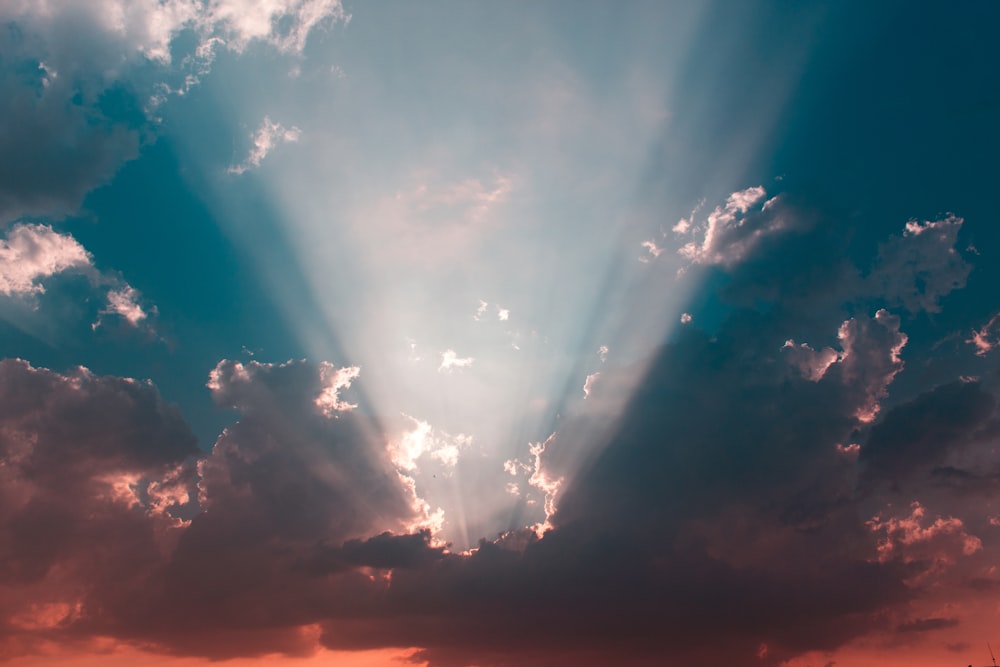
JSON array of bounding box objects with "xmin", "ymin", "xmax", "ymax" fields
[
  {"xmin": 675, "ymin": 186, "xmax": 788, "ymax": 268},
  {"xmin": 867, "ymin": 501, "xmax": 981, "ymax": 584},
  {"xmin": 228, "ymin": 116, "xmax": 302, "ymax": 175},
  {"xmin": 0, "ymin": 0, "xmax": 347, "ymax": 221},
  {"xmin": 92, "ymin": 284, "xmax": 156, "ymax": 332},
  {"xmin": 869, "ymin": 215, "xmax": 971, "ymax": 314},
  {"xmin": 0, "ymin": 359, "xmax": 198, "ymax": 654},
  {"xmin": 895, "ymin": 616, "xmax": 960, "ymax": 634},
  {"xmin": 834, "ymin": 309, "xmax": 908, "ymax": 423},
  {"xmin": 0, "ymin": 172, "xmax": 996, "ymax": 666},
  {"xmin": 968, "ymin": 311, "xmax": 1000, "ymax": 355},
  {"xmin": 0, "ymin": 223, "xmax": 156, "ymax": 334},
  {"xmin": 860, "ymin": 379, "xmax": 997, "ymax": 484},
  {"xmin": 473, "ymin": 300, "xmax": 488, "ymax": 321},
  {"xmin": 0, "ymin": 223, "xmax": 93, "ymax": 296},
  {"xmin": 782, "ymin": 339, "xmax": 838, "ymax": 381},
  {"xmin": 438, "ymin": 349, "xmax": 474, "ymax": 373},
  {"xmin": 388, "ymin": 415, "xmax": 472, "ymax": 471}
]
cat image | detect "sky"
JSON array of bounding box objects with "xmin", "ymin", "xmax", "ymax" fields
[{"xmin": 0, "ymin": 1, "xmax": 999, "ymax": 665}]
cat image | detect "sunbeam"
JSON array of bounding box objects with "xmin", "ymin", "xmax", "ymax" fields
[{"xmin": 2, "ymin": 2, "xmax": 998, "ymax": 666}]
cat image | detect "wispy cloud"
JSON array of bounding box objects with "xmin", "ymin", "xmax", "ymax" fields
[
  {"xmin": 229, "ymin": 116, "xmax": 302, "ymax": 175},
  {"xmin": 438, "ymin": 348, "xmax": 474, "ymax": 373}
]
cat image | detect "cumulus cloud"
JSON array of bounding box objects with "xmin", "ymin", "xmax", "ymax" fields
[
  {"xmin": 835, "ymin": 309, "xmax": 908, "ymax": 423},
  {"xmin": 314, "ymin": 361, "xmax": 361, "ymax": 415},
  {"xmin": 675, "ymin": 186, "xmax": 790, "ymax": 268},
  {"xmin": 0, "ymin": 223, "xmax": 93, "ymax": 295},
  {"xmin": 0, "ymin": 359, "xmax": 198, "ymax": 654},
  {"xmin": 0, "ymin": 223, "xmax": 155, "ymax": 332},
  {"xmin": 0, "ymin": 0, "xmax": 347, "ymax": 220},
  {"xmin": 228, "ymin": 116, "xmax": 302, "ymax": 175},
  {"xmin": 0, "ymin": 174, "xmax": 996, "ymax": 666},
  {"xmin": 388, "ymin": 415, "xmax": 472, "ymax": 472},
  {"xmin": 782, "ymin": 339, "xmax": 838, "ymax": 381}
]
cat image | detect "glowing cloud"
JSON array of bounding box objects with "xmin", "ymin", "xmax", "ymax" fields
[
  {"xmin": 229, "ymin": 116, "xmax": 302, "ymax": 175},
  {"xmin": 438, "ymin": 349, "xmax": 474, "ymax": 373},
  {"xmin": 0, "ymin": 223, "xmax": 92, "ymax": 296}
]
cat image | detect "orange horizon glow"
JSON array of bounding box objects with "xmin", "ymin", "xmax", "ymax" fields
[{"xmin": 4, "ymin": 645, "xmax": 427, "ymax": 667}]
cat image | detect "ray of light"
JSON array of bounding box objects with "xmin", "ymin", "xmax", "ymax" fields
[{"xmin": 165, "ymin": 0, "xmax": 820, "ymax": 549}]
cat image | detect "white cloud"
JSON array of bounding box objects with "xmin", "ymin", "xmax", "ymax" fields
[
  {"xmin": 474, "ymin": 299, "xmax": 488, "ymax": 321},
  {"xmin": 0, "ymin": 224, "xmax": 159, "ymax": 333},
  {"xmin": 598, "ymin": 345, "xmax": 609, "ymax": 362},
  {"xmin": 677, "ymin": 186, "xmax": 790, "ymax": 268},
  {"xmin": 439, "ymin": 349, "xmax": 474, "ymax": 373},
  {"xmin": 640, "ymin": 239, "xmax": 664, "ymax": 261},
  {"xmin": 104, "ymin": 286, "xmax": 147, "ymax": 325},
  {"xmin": 93, "ymin": 284, "xmax": 153, "ymax": 331},
  {"xmin": 725, "ymin": 185, "xmax": 767, "ymax": 213},
  {"xmin": 388, "ymin": 415, "xmax": 472, "ymax": 472},
  {"xmin": 0, "ymin": 1, "xmax": 348, "ymax": 221},
  {"xmin": 0, "ymin": 224, "xmax": 93, "ymax": 296},
  {"xmin": 3, "ymin": 0, "xmax": 349, "ymax": 64},
  {"xmin": 314, "ymin": 362, "xmax": 361, "ymax": 415},
  {"xmin": 527, "ymin": 433, "xmax": 562, "ymax": 536},
  {"xmin": 680, "ymin": 312, "xmax": 692, "ymax": 324},
  {"xmin": 582, "ymin": 371, "xmax": 601, "ymax": 398},
  {"xmin": 229, "ymin": 116, "xmax": 302, "ymax": 175},
  {"xmin": 497, "ymin": 306, "xmax": 510, "ymax": 321}
]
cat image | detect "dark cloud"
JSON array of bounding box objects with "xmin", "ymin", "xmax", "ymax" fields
[
  {"xmin": 896, "ymin": 616, "xmax": 960, "ymax": 633},
  {"xmin": 0, "ymin": 185, "xmax": 995, "ymax": 666},
  {"xmin": 0, "ymin": 20, "xmax": 143, "ymax": 222},
  {"xmin": 0, "ymin": 359, "xmax": 197, "ymax": 656},
  {"xmin": 861, "ymin": 380, "xmax": 997, "ymax": 484}
]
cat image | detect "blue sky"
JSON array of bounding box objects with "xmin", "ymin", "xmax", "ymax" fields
[{"xmin": 1, "ymin": 2, "xmax": 999, "ymax": 666}]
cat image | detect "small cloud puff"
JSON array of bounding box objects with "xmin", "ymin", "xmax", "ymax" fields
[
  {"xmin": 229, "ymin": 116, "xmax": 302, "ymax": 174},
  {"xmin": 676, "ymin": 185, "xmax": 785, "ymax": 268},
  {"xmin": 0, "ymin": 223, "xmax": 156, "ymax": 332},
  {"xmin": 969, "ymin": 312, "xmax": 1000, "ymax": 355},
  {"xmin": 439, "ymin": 348, "xmax": 474, "ymax": 373}
]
